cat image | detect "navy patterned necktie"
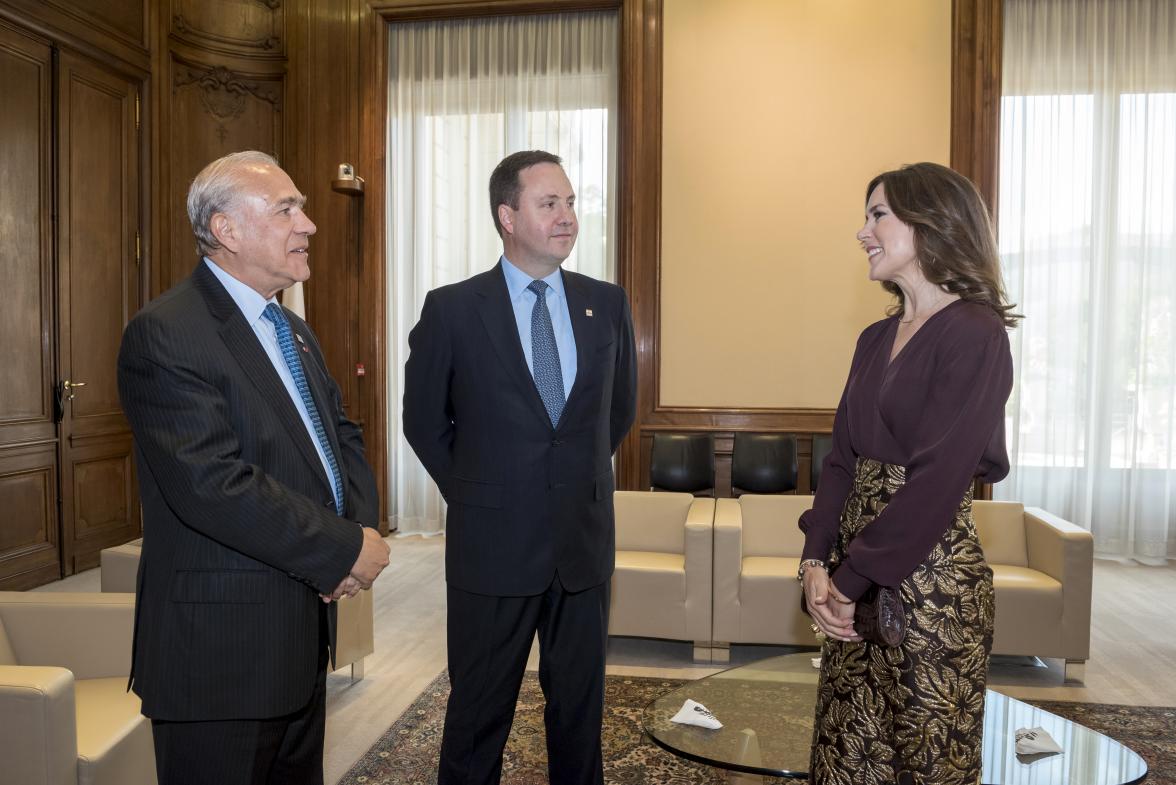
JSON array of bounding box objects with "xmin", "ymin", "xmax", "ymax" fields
[
  {"xmin": 527, "ymin": 280, "xmax": 566, "ymax": 427},
  {"xmin": 262, "ymin": 303, "xmax": 344, "ymax": 513}
]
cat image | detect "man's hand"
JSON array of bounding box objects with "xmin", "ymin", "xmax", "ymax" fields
[
  {"xmin": 320, "ymin": 575, "xmax": 362, "ymax": 604},
  {"xmin": 803, "ymin": 567, "xmax": 860, "ymax": 642},
  {"xmin": 349, "ymin": 526, "xmax": 390, "ymax": 588}
]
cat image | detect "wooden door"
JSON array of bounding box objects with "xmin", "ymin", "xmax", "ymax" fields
[
  {"xmin": 56, "ymin": 49, "xmax": 142, "ymax": 574},
  {"xmin": 0, "ymin": 22, "xmax": 60, "ymax": 589}
]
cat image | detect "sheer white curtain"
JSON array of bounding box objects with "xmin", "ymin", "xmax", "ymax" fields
[
  {"xmin": 385, "ymin": 11, "xmax": 618, "ymax": 535},
  {"xmin": 997, "ymin": 0, "xmax": 1176, "ymax": 561}
]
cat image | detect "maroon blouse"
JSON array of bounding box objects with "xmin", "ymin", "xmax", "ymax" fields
[{"xmin": 799, "ymin": 299, "xmax": 1013, "ymax": 601}]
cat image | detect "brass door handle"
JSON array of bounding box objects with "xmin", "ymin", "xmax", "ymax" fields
[{"xmin": 63, "ymin": 379, "xmax": 86, "ymax": 400}]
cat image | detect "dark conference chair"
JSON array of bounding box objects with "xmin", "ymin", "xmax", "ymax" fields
[
  {"xmin": 730, "ymin": 432, "xmax": 798, "ymax": 497},
  {"xmin": 649, "ymin": 433, "xmax": 715, "ymax": 496},
  {"xmin": 810, "ymin": 434, "xmax": 833, "ymax": 493}
]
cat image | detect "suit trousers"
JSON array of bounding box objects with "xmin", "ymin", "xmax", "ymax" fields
[
  {"xmin": 439, "ymin": 575, "xmax": 610, "ymax": 785},
  {"xmin": 151, "ymin": 608, "xmax": 330, "ymax": 785}
]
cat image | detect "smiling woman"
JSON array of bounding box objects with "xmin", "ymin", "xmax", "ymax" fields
[
  {"xmin": 860, "ymin": 163, "xmax": 1019, "ymax": 330},
  {"xmin": 858, "ymin": 184, "xmax": 920, "ymax": 286},
  {"xmin": 800, "ymin": 163, "xmax": 1017, "ymax": 784}
]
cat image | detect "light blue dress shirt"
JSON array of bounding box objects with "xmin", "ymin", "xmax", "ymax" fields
[
  {"xmin": 500, "ymin": 256, "xmax": 578, "ymax": 396},
  {"xmin": 203, "ymin": 258, "xmax": 338, "ymax": 490}
]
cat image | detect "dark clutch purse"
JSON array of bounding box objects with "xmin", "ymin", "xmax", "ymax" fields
[
  {"xmin": 800, "ymin": 568, "xmax": 907, "ymax": 648},
  {"xmin": 853, "ymin": 585, "xmax": 907, "ymax": 647}
]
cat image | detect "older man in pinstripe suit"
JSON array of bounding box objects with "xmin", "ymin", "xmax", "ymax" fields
[{"xmin": 117, "ymin": 151, "xmax": 390, "ymax": 785}]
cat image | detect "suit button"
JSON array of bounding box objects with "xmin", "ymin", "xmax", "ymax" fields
[{"xmin": 551, "ymin": 439, "xmax": 563, "ymax": 446}]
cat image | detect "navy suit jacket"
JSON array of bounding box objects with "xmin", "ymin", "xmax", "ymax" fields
[
  {"xmin": 117, "ymin": 261, "xmax": 378, "ymax": 721},
  {"xmin": 403, "ymin": 262, "xmax": 637, "ymax": 596}
]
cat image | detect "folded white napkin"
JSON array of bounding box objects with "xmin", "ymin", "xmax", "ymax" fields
[
  {"xmin": 670, "ymin": 699, "xmax": 723, "ymax": 729},
  {"xmin": 1015, "ymin": 727, "xmax": 1063, "ymax": 756}
]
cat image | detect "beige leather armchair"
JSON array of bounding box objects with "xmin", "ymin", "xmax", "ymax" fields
[
  {"xmin": 609, "ymin": 491, "xmax": 715, "ymax": 657},
  {"xmin": 0, "ymin": 591, "xmax": 155, "ymax": 785},
  {"xmin": 100, "ymin": 538, "xmax": 373, "ymax": 679},
  {"xmin": 711, "ymin": 496, "xmax": 1094, "ymax": 682},
  {"xmin": 974, "ymin": 501, "xmax": 1094, "ymax": 682}
]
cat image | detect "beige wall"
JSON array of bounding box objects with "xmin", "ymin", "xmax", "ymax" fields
[{"xmin": 660, "ymin": 0, "xmax": 952, "ymax": 408}]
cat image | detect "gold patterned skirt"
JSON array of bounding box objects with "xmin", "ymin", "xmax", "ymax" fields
[{"xmin": 809, "ymin": 458, "xmax": 994, "ymax": 785}]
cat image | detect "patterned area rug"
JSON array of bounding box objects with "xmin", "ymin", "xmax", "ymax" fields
[
  {"xmin": 340, "ymin": 672, "xmax": 727, "ymax": 785},
  {"xmin": 339, "ymin": 672, "xmax": 1174, "ymax": 785}
]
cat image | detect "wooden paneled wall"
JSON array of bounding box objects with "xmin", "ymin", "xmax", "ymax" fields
[
  {"xmin": 151, "ymin": 0, "xmax": 289, "ymax": 294},
  {"xmin": 0, "ymin": 0, "xmax": 381, "ymax": 582},
  {"xmin": 0, "ymin": 0, "xmax": 148, "ymax": 68},
  {"xmin": 286, "ymin": 0, "xmax": 370, "ymax": 505},
  {"xmin": 0, "ymin": 0, "xmax": 148, "ymax": 585},
  {"xmin": 0, "ymin": 19, "xmax": 58, "ymax": 587}
]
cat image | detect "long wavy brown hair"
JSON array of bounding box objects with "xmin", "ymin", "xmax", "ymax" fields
[{"xmin": 867, "ymin": 162, "xmax": 1020, "ymax": 327}]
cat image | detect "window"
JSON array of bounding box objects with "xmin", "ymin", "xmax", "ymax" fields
[
  {"xmin": 996, "ymin": 0, "xmax": 1176, "ymax": 560},
  {"xmin": 385, "ymin": 11, "xmax": 619, "ymax": 535}
]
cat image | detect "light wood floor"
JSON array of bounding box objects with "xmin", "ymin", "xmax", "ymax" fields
[{"xmin": 37, "ymin": 535, "xmax": 1176, "ymax": 784}]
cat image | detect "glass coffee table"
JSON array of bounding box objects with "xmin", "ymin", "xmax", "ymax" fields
[{"xmin": 642, "ymin": 653, "xmax": 1148, "ymax": 784}]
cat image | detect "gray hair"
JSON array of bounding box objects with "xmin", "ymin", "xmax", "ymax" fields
[{"xmin": 186, "ymin": 150, "xmax": 279, "ymax": 257}]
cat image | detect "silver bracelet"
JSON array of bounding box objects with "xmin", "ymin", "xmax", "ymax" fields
[{"xmin": 797, "ymin": 558, "xmax": 826, "ymax": 582}]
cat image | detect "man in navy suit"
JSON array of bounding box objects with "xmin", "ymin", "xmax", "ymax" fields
[
  {"xmin": 403, "ymin": 150, "xmax": 637, "ymax": 785},
  {"xmin": 118, "ymin": 151, "xmax": 390, "ymax": 785}
]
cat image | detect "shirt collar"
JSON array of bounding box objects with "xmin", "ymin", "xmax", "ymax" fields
[
  {"xmin": 203, "ymin": 257, "xmax": 278, "ymax": 325},
  {"xmin": 500, "ymin": 255, "xmax": 566, "ymax": 301}
]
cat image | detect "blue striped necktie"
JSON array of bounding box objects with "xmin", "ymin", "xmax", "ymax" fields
[
  {"xmin": 528, "ymin": 280, "xmax": 566, "ymax": 427},
  {"xmin": 262, "ymin": 303, "xmax": 344, "ymax": 513}
]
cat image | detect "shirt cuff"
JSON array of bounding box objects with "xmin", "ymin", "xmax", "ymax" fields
[{"xmin": 831, "ymin": 561, "xmax": 873, "ymax": 601}]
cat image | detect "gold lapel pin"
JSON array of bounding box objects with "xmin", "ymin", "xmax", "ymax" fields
[{"xmin": 585, "ymin": 308, "xmax": 594, "ymax": 317}]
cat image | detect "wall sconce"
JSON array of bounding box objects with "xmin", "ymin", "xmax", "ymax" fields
[{"xmin": 331, "ymin": 163, "xmax": 365, "ymax": 195}]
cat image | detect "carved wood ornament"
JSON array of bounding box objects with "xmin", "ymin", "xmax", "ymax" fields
[
  {"xmin": 173, "ymin": 64, "xmax": 280, "ymax": 142},
  {"xmin": 173, "ymin": 14, "xmax": 281, "ymax": 51}
]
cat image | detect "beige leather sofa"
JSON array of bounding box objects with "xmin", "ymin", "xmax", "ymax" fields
[
  {"xmin": 100, "ymin": 538, "xmax": 374, "ymax": 678},
  {"xmin": 712, "ymin": 495, "xmax": 1094, "ymax": 682},
  {"xmin": 609, "ymin": 491, "xmax": 715, "ymax": 657},
  {"xmin": 0, "ymin": 591, "xmax": 156, "ymax": 785}
]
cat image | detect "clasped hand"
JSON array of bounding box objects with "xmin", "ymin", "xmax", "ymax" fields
[
  {"xmin": 803, "ymin": 567, "xmax": 862, "ymax": 642},
  {"xmin": 320, "ymin": 527, "xmax": 391, "ymax": 603}
]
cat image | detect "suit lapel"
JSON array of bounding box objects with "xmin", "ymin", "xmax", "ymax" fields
[
  {"xmin": 561, "ymin": 269, "xmax": 598, "ymax": 416},
  {"xmin": 474, "ymin": 263, "xmax": 554, "ymax": 429},
  {"xmin": 193, "ymin": 263, "xmax": 332, "ymax": 492}
]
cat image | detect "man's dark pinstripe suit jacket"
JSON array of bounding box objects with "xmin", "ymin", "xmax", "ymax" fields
[{"xmin": 117, "ymin": 260, "xmax": 379, "ymax": 721}]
